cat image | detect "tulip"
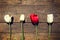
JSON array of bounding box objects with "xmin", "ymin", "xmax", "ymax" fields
[
  {"xmin": 30, "ymin": 14, "xmax": 39, "ymax": 24},
  {"xmin": 47, "ymin": 14, "xmax": 53, "ymax": 40},
  {"xmin": 20, "ymin": 14, "xmax": 25, "ymax": 40},
  {"xmin": 30, "ymin": 14, "xmax": 39, "ymax": 40},
  {"xmin": 47, "ymin": 14, "xmax": 53, "ymax": 23},
  {"xmin": 4, "ymin": 15, "xmax": 12, "ymax": 23},
  {"xmin": 20, "ymin": 14, "xmax": 25, "ymax": 22},
  {"xmin": 4, "ymin": 14, "xmax": 12, "ymax": 40}
]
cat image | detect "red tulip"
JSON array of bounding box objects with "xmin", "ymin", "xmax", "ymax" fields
[{"xmin": 30, "ymin": 14, "xmax": 39, "ymax": 24}]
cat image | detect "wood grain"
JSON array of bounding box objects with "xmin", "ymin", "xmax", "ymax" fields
[
  {"xmin": 0, "ymin": 0, "xmax": 52, "ymax": 5},
  {"xmin": 0, "ymin": 23, "xmax": 60, "ymax": 33},
  {"xmin": 0, "ymin": 0, "xmax": 60, "ymax": 40},
  {"xmin": 0, "ymin": 33, "xmax": 60, "ymax": 40},
  {"xmin": 0, "ymin": 5, "xmax": 59, "ymax": 22}
]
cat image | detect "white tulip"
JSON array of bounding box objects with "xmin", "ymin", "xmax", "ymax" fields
[
  {"xmin": 4, "ymin": 15, "xmax": 12, "ymax": 23},
  {"xmin": 20, "ymin": 14, "xmax": 25, "ymax": 21},
  {"xmin": 47, "ymin": 14, "xmax": 53, "ymax": 23}
]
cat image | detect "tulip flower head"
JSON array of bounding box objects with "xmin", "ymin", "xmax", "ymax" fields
[
  {"xmin": 47, "ymin": 14, "xmax": 53, "ymax": 23},
  {"xmin": 30, "ymin": 14, "xmax": 39, "ymax": 25},
  {"xmin": 20, "ymin": 14, "xmax": 25, "ymax": 22},
  {"xmin": 4, "ymin": 15, "xmax": 12, "ymax": 23}
]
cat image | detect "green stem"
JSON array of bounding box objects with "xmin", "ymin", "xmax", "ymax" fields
[
  {"xmin": 36, "ymin": 25, "xmax": 38, "ymax": 40},
  {"xmin": 9, "ymin": 23, "xmax": 11, "ymax": 40},
  {"xmin": 21, "ymin": 22, "xmax": 24, "ymax": 40},
  {"xmin": 48, "ymin": 24, "xmax": 51, "ymax": 40}
]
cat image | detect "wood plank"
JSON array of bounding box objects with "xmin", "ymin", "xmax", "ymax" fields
[
  {"xmin": 0, "ymin": 33, "xmax": 60, "ymax": 40},
  {"xmin": 0, "ymin": 5, "xmax": 59, "ymax": 22},
  {"xmin": 0, "ymin": 5, "xmax": 52, "ymax": 22},
  {"xmin": 0, "ymin": 23, "xmax": 60, "ymax": 33},
  {"xmin": 0, "ymin": 0, "xmax": 52, "ymax": 5},
  {"xmin": 0, "ymin": 23, "xmax": 48, "ymax": 33},
  {"xmin": 52, "ymin": 23, "xmax": 60, "ymax": 33}
]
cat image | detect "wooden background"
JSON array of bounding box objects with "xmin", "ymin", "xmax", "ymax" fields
[{"xmin": 0, "ymin": 0, "xmax": 60, "ymax": 40}]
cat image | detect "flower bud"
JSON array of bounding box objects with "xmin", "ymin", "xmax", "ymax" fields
[
  {"xmin": 20, "ymin": 14, "xmax": 25, "ymax": 22},
  {"xmin": 30, "ymin": 14, "xmax": 39, "ymax": 24},
  {"xmin": 47, "ymin": 14, "xmax": 53, "ymax": 23},
  {"xmin": 4, "ymin": 15, "xmax": 12, "ymax": 23}
]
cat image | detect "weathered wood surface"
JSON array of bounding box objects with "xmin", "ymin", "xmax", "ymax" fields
[
  {"xmin": 0, "ymin": 0, "xmax": 52, "ymax": 5},
  {"xmin": 0, "ymin": 33, "xmax": 60, "ymax": 40},
  {"xmin": 0, "ymin": 23, "xmax": 60, "ymax": 40},
  {"xmin": 0, "ymin": 23, "xmax": 60, "ymax": 33},
  {"xmin": 0, "ymin": 5, "xmax": 60, "ymax": 22},
  {"xmin": 0, "ymin": 0, "xmax": 60, "ymax": 40}
]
